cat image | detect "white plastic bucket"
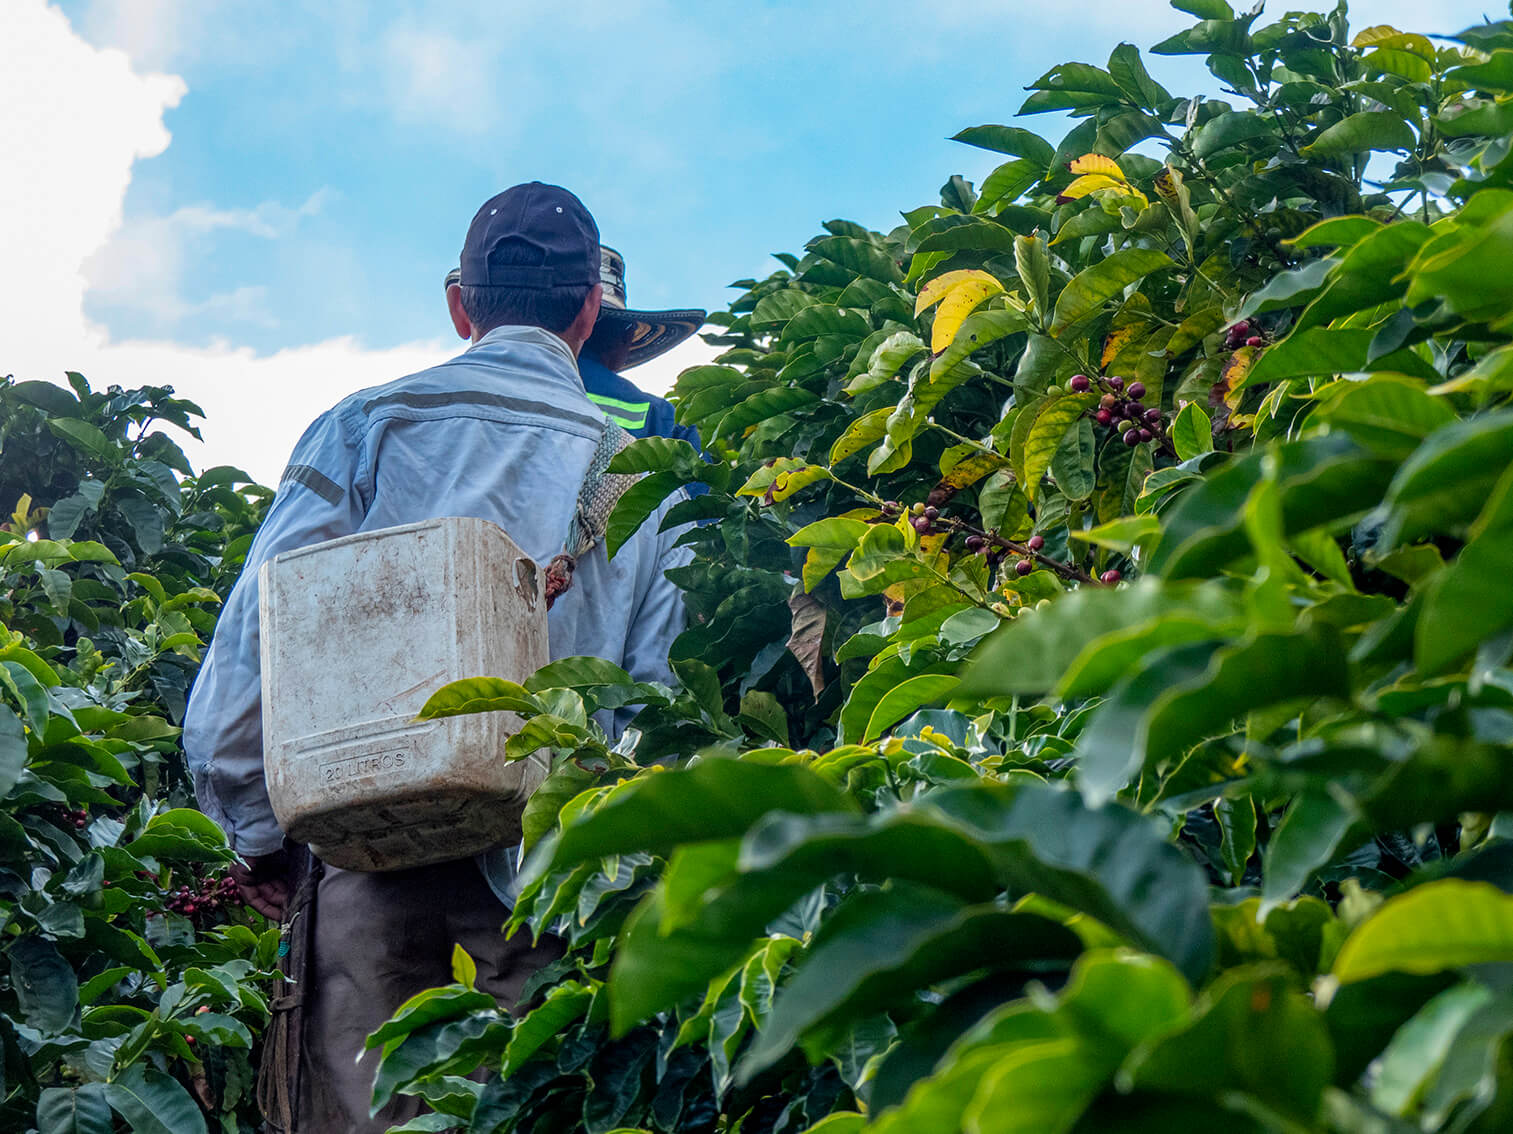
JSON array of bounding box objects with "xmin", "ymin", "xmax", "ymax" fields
[{"xmin": 259, "ymin": 517, "xmax": 549, "ymax": 871}]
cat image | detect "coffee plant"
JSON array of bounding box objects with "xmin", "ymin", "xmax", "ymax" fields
[
  {"xmin": 369, "ymin": 4, "xmax": 1513, "ymax": 1132},
  {"xmin": 0, "ymin": 374, "xmax": 277, "ymax": 1132}
]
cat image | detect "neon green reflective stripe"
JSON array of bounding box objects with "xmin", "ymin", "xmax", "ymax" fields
[
  {"xmin": 587, "ymin": 392, "xmax": 649, "ymax": 429},
  {"xmin": 587, "ymin": 391, "xmax": 651, "ymax": 413}
]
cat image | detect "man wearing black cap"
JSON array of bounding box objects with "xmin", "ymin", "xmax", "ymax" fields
[
  {"xmin": 184, "ymin": 183, "xmax": 691, "ymax": 1132},
  {"xmin": 445, "ymin": 243, "xmax": 705, "ymax": 445}
]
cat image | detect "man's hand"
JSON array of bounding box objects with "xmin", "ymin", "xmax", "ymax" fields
[{"xmin": 230, "ymin": 849, "xmax": 294, "ymax": 921}]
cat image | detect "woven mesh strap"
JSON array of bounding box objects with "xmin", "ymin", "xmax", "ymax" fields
[
  {"xmin": 566, "ymin": 420, "xmax": 638, "ymax": 558},
  {"xmin": 545, "ymin": 420, "xmax": 638, "ymax": 609}
]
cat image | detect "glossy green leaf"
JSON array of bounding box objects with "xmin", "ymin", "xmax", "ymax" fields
[
  {"xmin": 1019, "ymin": 393, "xmax": 1099, "ymax": 501},
  {"xmin": 965, "ymin": 1042, "xmax": 1107, "ymax": 1134},
  {"xmin": 1418, "ymin": 463, "xmax": 1513, "ymax": 672},
  {"xmin": 1379, "ymin": 410, "xmax": 1513, "ymax": 547},
  {"xmin": 951, "ymin": 125, "xmax": 1056, "ymax": 167},
  {"xmin": 1192, "ymin": 111, "xmax": 1274, "ymax": 159},
  {"xmin": 36, "ymin": 1084, "xmax": 113, "ymax": 1134},
  {"xmin": 522, "ymin": 759, "xmax": 858, "ymax": 887},
  {"xmin": 1370, "ymin": 983, "xmax": 1494, "ymax": 1117},
  {"xmin": 1332, "ymin": 880, "xmax": 1513, "ymax": 983},
  {"xmin": 1015, "ymin": 233, "xmax": 1052, "ymax": 322},
  {"xmin": 416, "ymin": 677, "xmax": 542, "ymax": 720},
  {"xmin": 1245, "ymin": 328, "xmax": 1438, "ymax": 387},
  {"xmin": 1311, "ymin": 375, "xmax": 1456, "ymax": 460},
  {"xmin": 9, "ymin": 934, "xmax": 79, "ymax": 1034},
  {"xmin": 104, "ymin": 1065, "xmax": 207, "ymax": 1134},
  {"xmin": 1305, "ymin": 110, "xmax": 1417, "ymax": 156},
  {"xmin": 1151, "ymin": 434, "xmax": 1395, "ymax": 580},
  {"xmin": 1050, "ymin": 249, "xmax": 1173, "ymax": 335},
  {"xmin": 0, "ymin": 703, "xmax": 26, "ymax": 797},
  {"xmin": 930, "ymin": 309, "xmax": 1028, "ymax": 378},
  {"xmin": 1169, "ymin": 401, "xmax": 1213, "ymax": 461},
  {"xmin": 501, "ymin": 981, "xmax": 593, "ymax": 1075},
  {"xmin": 963, "ymin": 579, "xmax": 1242, "ymax": 697},
  {"xmin": 605, "ymin": 470, "xmax": 682, "ymax": 559},
  {"xmin": 862, "ymin": 674, "xmax": 962, "ymax": 742},
  {"xmin": 1049, "ymin": 418, "xmax": 1096, "ymax": 501},
  {"xmin": 1077, "ymin": 627, "xmax": 1350, "ymax": 806},
  {"xmin": 1120, "ymin": 967, "xmax": 1333, "ymax": 1124},
  {"xmin": 606, "ymin": 436, "xmax": 705, "ymax": 478},
  {"xmin": 740, "ymin": 885, "xmax": 1079, "ymax": 1079}
]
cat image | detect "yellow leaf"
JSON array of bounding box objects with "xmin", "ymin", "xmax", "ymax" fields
[
  {"xmin": 451, "ymin": 944, "xmax": 478, "ymax": 988},
  {"xmin": 736, "ymin": 457, "xmax": 807, "ymax": 497},
  {"xmin": 915, "ymin": 269, "xmax": 1000, "ymax": 317},
  {"xmin": 941, "ymin": 450, "xmax": 1007, "ymax": 490},
  {"xmin": 1102, "ymin": 323, "xmax": 1143, "ymax": 369},
  {"xmin": 1352, "ymin": 25, "xmax": 1435, "ymax": 59},
  {"xmin": 1068, "ymin": 154, "xmax": 1126, "ymax": 180},
  {"xmin": 1056, "ymin": 174, "xmax": 1128, "ymax": 203},
  {"xmin": 931, "ymin": 278, "xmax": 1005, "ymax": 354},
  {"xmin": 769, "ymin": 464, "xmax": 833, "ymax": 502},
  {"xmin": 1221, "ymin": 347, "xmax": 1259, "ymax": 429}
]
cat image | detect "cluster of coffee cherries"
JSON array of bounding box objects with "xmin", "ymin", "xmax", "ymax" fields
[
  {"xmin": 1224, "ymin": 319, "xmax": 1265, "ymax": 351},
  {"xmin": 53, "ymin": 806, "xmax": 89, "ymax": 830},
  {"xmin": 967, "ymin": 532, "xmax": 1045, "ymax": 577},
  {"xmin": 1076, "ymin": 374, "xmax": 1162, "ymax": 447},
  {"xmin": 165, "ymin": 872, "xmax": 241, "ymax": 921}
]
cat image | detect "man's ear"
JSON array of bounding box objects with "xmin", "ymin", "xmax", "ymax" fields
[
  {"xmin": 446, "ymin": 284, "xmax": 473, "ymax": 341},
  {"xmin": 563, "ymin": 283, "xmax": 603, "ymax": 357}
]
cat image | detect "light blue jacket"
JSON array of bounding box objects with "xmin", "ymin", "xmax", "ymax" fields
[{"xmin": 183, "ymin": 325, "xmax": 690, "ymax": 901}]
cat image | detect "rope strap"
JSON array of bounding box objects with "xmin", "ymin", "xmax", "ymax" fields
[{"xmin": 545, "ymin": 420, "xmax": 638, "ymax": 609}]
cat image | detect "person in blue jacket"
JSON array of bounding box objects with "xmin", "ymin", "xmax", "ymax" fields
[{"xmin": 446, "ymin": 245, "xmax": 704, "ymax": 446}]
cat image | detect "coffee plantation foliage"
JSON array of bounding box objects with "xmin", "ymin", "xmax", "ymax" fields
[
  {"xmin": 0, "ymin": 375, "xmax": 277, "ymax": 1132},
  {"xmin": 370, "ymin": 5, "xmax": 1513, "ymax": 1133}
]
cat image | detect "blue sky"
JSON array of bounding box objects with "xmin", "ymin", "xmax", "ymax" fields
[
  {"xmin": 59, "ymin": 0, "xmax": 1493, "ymax": 354},
  {"xmin": 3, "ymin": 0, "xmax": 1501, "ymax": 480}
]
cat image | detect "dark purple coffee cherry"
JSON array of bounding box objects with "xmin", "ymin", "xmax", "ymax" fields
[
  {"xmin": 1144, "ymin": 408, "xmax": 1163, "ymax": 426},
  {"xmin": 965, "ymin": 535, "xmax": 986, "ymax": 552},
  {"xmin": 1096, "ymin": 409, "xmax": 1113, "ymax": 426},
  {"xmin": 1107, "ymin": 375, "xmax": 1125, "ymax": 392},
  {"xmin": 923, "ymin": 506, "xmax": 939, "ymax": 521},
  {"xmin": 1127, "ymin": 381, "xmax": 1146, "ymax": 401},
  {"xmin": 1027, "ymin": 534, "xmax": 1045, "ymax": 551},
  {"xmin": 1138, "ymin": 428, "xmax": 1154, "ymax": 443},
  {"xmin": 1123, "ymin": 429, "xmax": 1141, "ymax": 446},
  {"xmin": 1014, "ymin": 558, "xmax": 1034, "ymax": 577},
  {"xmin": 1069, "ymin": 374, "xmax": 1091, "ymax": 393}
]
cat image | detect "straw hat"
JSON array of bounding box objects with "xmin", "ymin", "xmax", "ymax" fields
[{"xmin": 444, "ymin": 244, "xmax": 705, "ymax": 370}]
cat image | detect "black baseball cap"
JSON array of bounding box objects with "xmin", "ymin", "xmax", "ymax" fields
[{"xmin": 458, "ymin": 182, "xmax": 600, "ymax": 290}]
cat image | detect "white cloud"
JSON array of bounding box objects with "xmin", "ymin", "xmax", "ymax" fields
[
  {"xmin": 0, "ymin": 1, "xmax": 449, "ymax": 484},
  {"xmin": 76, "ymin": 0, "xmax": 196, "ymax": 70},
  {"xmin": 82, "ymin": 189, "xmax": 334, "ymax": 329},
  {"xmin": 2, "ymin": 2, "xmax": 719, "ymax": 484},
  {"xmin": 379, "ymin": 25, "xmax": 512, "ymax": 134}
]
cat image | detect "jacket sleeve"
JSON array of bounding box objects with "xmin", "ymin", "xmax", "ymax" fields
[
  {"xmin": 614, "ymin": 490, "xmax": 693, "ymax": 731},
  {"xmin": 183, "ymin": 411, "xmax": 366, "ymax": 856}
]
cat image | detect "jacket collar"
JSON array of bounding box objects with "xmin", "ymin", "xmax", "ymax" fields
[{"xmin": 470, "ymin": 323, "xmax": 578, "ymax": 366}]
